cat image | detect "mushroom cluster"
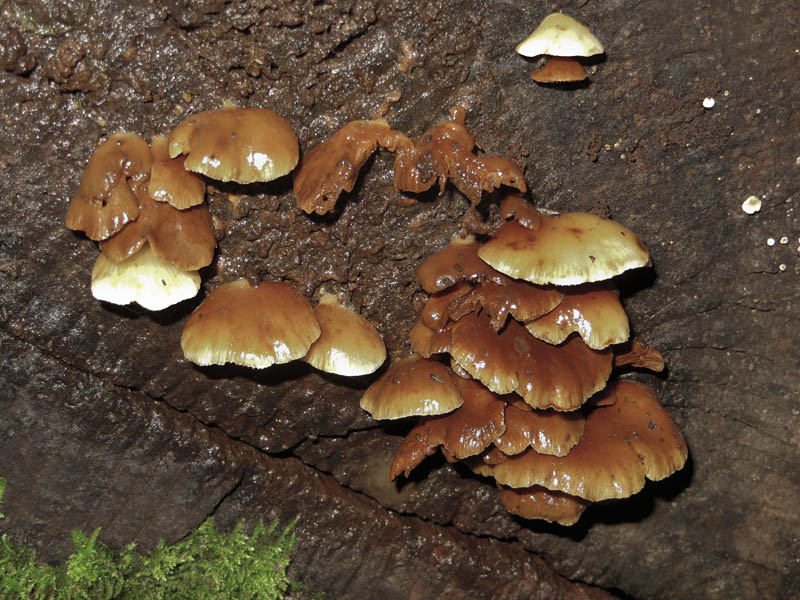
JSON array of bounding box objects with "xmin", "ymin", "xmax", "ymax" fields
[
  {"xmin": 66, "ymin": 105, "xmax": 300, "ymax": 311},
  {"xmin": 293, "ymin": 106, "xmax": 526, "ymax": 232},
  {"xmin": 360, "ymin": 195, "xmax": 687, "ymax": 525}
]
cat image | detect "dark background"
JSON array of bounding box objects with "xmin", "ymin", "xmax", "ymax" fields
[{"xmin": 0, "ymin": 0, "xmax": 798, "ymax": 598}]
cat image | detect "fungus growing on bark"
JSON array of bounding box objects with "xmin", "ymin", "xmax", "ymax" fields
[
  {"xmin": 516, "ymin": 13, "xmax": 604, "ymax": 84},
  {"xmin": 293, "ymin": 119, "xmax": 411, "ymax": 215},
  {"xmin": 66, "ymin": 132, "xmax": 151, "ymax": 240},
  {"xmin": 169, "ymin": 105, "xmax": 299, "ymax": 184},
  {"xmin": 494, "ymin": 401, "xmax": 585, "ymax": 457},
  {"xmin": 301, "ymin": 293, "xmax": 386, "ymax": 376},
  {"xmin": 180, "ymin": 279, "xmax": 320, "ymax": 368},
  {"xmin": 478, "ymin": 214, "xmax": 650, "ymax": 285},
  {"xmin": 393, "ymin": 106, "xmax": 526, "ymax": 231},
  {"xmin": 360, "ymin": 355, "xmax": 464, "ymax": 420},
  {"xmin": 91, "ymin": 243, "xmax": 201, "ymax": 311},
  {"xmin": 148, "ymin": 134, "xmax": 206, "ymax": 209}
]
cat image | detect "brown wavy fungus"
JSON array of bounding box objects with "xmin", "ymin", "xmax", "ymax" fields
[
  {"xmin": 293, "ymin": 107, "xmax": 526, "ymax": 232},
  {"xmin": 360, "ymin": 197, "xmax": 687, "ymax": 525}
]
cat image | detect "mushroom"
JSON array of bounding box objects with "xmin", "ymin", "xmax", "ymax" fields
[
  {"xmin": 516, "ymin": 13, "xmax": 604, "ymax": 84},
  {"xmin": 614, "ymin": 338, "xmax": 666, "ymax": 372},
  {"xmin": 477, "ymin": 214, "xmax": 650, "ymax": 286},
  {"xmin": 359, "ymin": 355, "xmax": 463, "ymax": 420},
  {"xmin": 481, "ymin": 381, "xmax": 688, "ymax": 501},
  {"xmin": 415, "ymin": 234, "xmax": 505, "ymax": 294},
  {"xmin": 389, "ymin": 377, "xmax": 506, "ymax": 479},
  {"xmin": 169, "ymin": 105, "xmax": 299, "ymax": 184},
  {"xmin": 91, "ymin": 243, "xmax": 200, "ymax": 311},
  {"xmin": 180, "ymin": 279, "xmax": 321, "ymax": 368},
  {"xmin": 65, "ymin": 132, "xmax": 151, "ymax": 240},
  {"xmin": 147, "ymin": 134, "xmax": 206, "ymax": 209},
  {"xmin": 524, "ymin": 282, "xmax": 629, "ymax": 350},
  {"xmin": 393, "ymin": 106, "xmax": 526, "ymax": 232},
  {"xmin": 301, "ymin": 293, "xmax": 386, "ymax": 376},
  {"xmin": 293, "ymin": 119, "xmax": 412, "ymax": 215},
  {"xmin": 494, "ymin": 401, "xmax": 585, "ymax": 457},
  {"xmin": 498, "ymin": 485, "xmax": 590, "ymax": 526}
]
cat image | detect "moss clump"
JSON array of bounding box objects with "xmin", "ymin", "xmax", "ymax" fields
[{"xmin": 0, "ymin": 478, "xmax": 295, "ymax": 599}]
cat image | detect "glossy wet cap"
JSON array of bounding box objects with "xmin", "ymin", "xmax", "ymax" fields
[
  {"xmin": 498, "ymin": 485, "xmax": 590, "ymax": 526},
  {"xmin": 169, "ymin": 106, "xmax": 299, "ymax": 184},
  {"xmin": 148, "ymin": 134, "xmax": 206, "ymax": 209},
  {"xmin": 91, "ymin": 243, "xmax": 200, "ymax": 311},
  {"xmin": 360, "ymin": 355, "xmax": 463, "ymax": 420},
  {"xmin": 516, "ymin": 13, "xmax": 604, "ymax": 58},
  {"xmin": 478, "ymin": 214, "xmax": 650, "ymax": 285},
  {"xmin": 181, "ymin": 279, "xmax": 321, "ymax": 368},
  {"xmin": 530, "ymin": 56, "xmax": 587, "ymax": 83},
  {"xmin": 302, "ymin": 293, "xmax": 386, "ymax": 376}
]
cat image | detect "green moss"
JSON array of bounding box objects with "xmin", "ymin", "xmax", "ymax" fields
[{"xmin": 0, "ymin": 478, "xmax": 295, "ymax": 599}]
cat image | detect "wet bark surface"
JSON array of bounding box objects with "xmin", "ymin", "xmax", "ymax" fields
[{"xmin": 0, "ymin": 0, "xmax": 798, "ymax": 598}]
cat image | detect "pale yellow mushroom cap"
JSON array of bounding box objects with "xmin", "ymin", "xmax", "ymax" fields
[
  {"xmin": 302, "ymin": 294, "xmax": 386, "ymax": 376},
  {"xmin": 516, "ymin": 13, "xmax": 604, "ymax": 58},
  {"xmin": 91, "ymin": 243, "xmax": 201, "ymax": 311}
]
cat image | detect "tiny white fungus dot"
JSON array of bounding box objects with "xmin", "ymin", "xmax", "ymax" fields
[
  {"xmin": 779, "ymin": 264, "xmax": 787, "ymax": 271},
  {"xmin": 741, "ymin": 196, "xmax": 762, "ymax": 214},
  {"xmin": 767, "ymin": 238, "xmax": 776, "ymax": 246},
  {"xmin": 780, "ymin": 236, "xmax": 788, "ymax": 244},
  {"xmin": 702, "ymin": 97, "xmax": 715, "ymax": 109}
]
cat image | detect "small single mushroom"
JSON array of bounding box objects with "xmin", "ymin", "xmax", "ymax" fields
[
  {"xmin": 180, "ymin": 279, "xmax": 321, "ymax": 368},
  {"xmin": 91, "ymin": 243, "xmax": 201, "ymax": 311},
  {"xmin": 99, "ymin": 189, "xmax": 216, "ymax": 271},
  {"xmin": 516, "ymin": 13, "xmax": 604, "ymax": 84},
  {"xmin": 613, "ymin": 338, "xmax": 666, "ymax": 372},
  {"xmin": 147, "ymin": 134, "xmax": 206, "ymax": 209},
  {"xmin": 302, "ymin": 293, "xmax": 386, "ymax": 376},
  {"xmin": 478, "ymin": 214, "xmax": 650, "ymax": 286},
  {"xmin": 498, "ymin": 485, "xmax": 590, "ymax": 526},
  {"xmin": 393, "ymin": 106, "xmax": 526, "ymax": 232},
  {"xmin": 66, "ymin": 132, "xmax": 152, "ymax": 240},
  {"xmin": 169, "ymin": 105, "xmax": 299, "ymax": 184},
  {"xmin": 359, "ymin": 354, "xmax": 463, "ymax": 420},
  {"xmin": 293, "ymin": 119, "xmax": 412, "ymax": 215},
  {"xmin": 524, "ymin": 282, "xmax": 629, "ymax": 350},
  {"xmin": 495, "ymin": 401, "xmax": 585, "ymax": 457},
  {"xmin": 482, "ymin": 381, "xmax": 688, "ymax": 502},
  {"xmin": 389, "ymin": 377, "xmax": 506, "ymax": 479}
]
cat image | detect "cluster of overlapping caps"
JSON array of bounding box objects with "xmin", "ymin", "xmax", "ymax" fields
[
  {"xmin": 360, "ymin": 195, "xmax": 688, "ymax": 525},
  {"xmin": 65, "ymin": 104, "xmax": 687, "ymax": 525}
]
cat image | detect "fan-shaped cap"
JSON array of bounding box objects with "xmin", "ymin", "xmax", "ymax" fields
[
  {"xmin": 484, "ymin": 381, "xmax": 688, "ymax": 501},
  {"xmin": 99, "ymin": 190, "xmax": 216, "ymax": 271},
  {"xmin": 525, "ymin": 283, "xmax": 629, "ymax": 349},
  {"xmin": 515, "ymin": 13, "xmax": 604, "ymax": 58},
  {"xmin": 389, "ymin": 377, "xmax": 506, "ymax": 479},
  {"xmin": 148, "ymin": 134, "xmax": 206, "ymax": 209},
  {"xmin": 614, "ymin": 338, "xmax": 665, "ymax": 372},
  {"xmin": 450, "ymin": 312, "xmax": 520, "ymax": 395},
  {"xmin": 409, "ymin": 320, "xmax": 454, "ymax": 358},
  {"xmin": 416, "ymin": 235, "xmax": 505, "ymax": 294},
  {"xmin": 91, "ymin": 243, "xmax": 200, "ymax": 311},
  {"xmin": 478, "ymin": 214, "xmax": 650, "ymax": 285},
  {"xmin": 499, "ymin": 485, "xmax": 590, "ymax": 526},
  {"xmin": 66, "ymin": 133, "xmax": 152, "ymax": 240},
  {"xmin": 181, "ymin": 279, "xmax": 321, "ymax": 368},
  {"xmin": 302, "ymin": 294, "xmax": 386, "ymax": 375},
  {"xmin": 169, "ymin": 106, "xmax": 299, "ymax": 184},
  {"xmin": 420, "ymin": 282, "xmax": 474, "ymax": 330},
  {"xmin": 530, "ymin": 56, "xmax": 588, "ymax": 83},
  {"xmin": 495, "ymin": 401, "xmax": 585, "ymax": 457},
  {"xmin": 359, "ymin": 355, "xmax": 463, "ymax": 420},
  {"xmin": 293, "ymin": 119, "xmax": 411, "ymax": 215}
]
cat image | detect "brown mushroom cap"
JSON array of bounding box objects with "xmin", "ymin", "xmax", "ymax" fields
[
  {"xmin": 525, "ymin": 282, "xmax": 629, "ymax": 350},
  {"xmin": 478, "ymin": 215, "xmax": 650, "ymax": 285},
  {"xmin": 484, "ymin": 381, "xmax": 688, "ymax": 501},
  {"xmin": 530, "ymin": 56, "xmax": 588, "ymax": 83},
  {"xmin": 66, "ymin": 133, "xmax": 152, "ymax": 240},
  {"xmin": 420, "ymin": 282, "xmax": 474, "ymax": 331},
  {"xmin": 389, "ymin": 377, "xmax": 506, "ymax": 479},
  {"xmin": 500, "ymin": 194, "xmax": 544, "ymax": 230},
  {"xmin": 91, "ymin": 243, "xmax": 200, "ymax": 311},
  {"xmin": 409, "ymin": 320, "xmax": 454, "ymax": 358},
  {"xmin": 169, "ymin": 106, "xmax": 299, "ymax": 184},
  {"xmin": 359, "ymin": 355, "xmax": 463, "ymax": 420},
  {"xmin": 448, "ymin": 313, "xmax": 612, "ymax": 410},
  {"xmin": 416, "ymin": 235, "xmax": 505, "ymax": 294},
  {"xmin": 293, "ymin": 119, "xmax": 411, "ymax": 215},
  {"xmin": 148, "ymin": 134, "xmax": 206, "ymax": 210},
  {"xmin": 99, "ymin": 189, "xmax": 216, "ymax": 271},
  {"xmin": 180, "ymin": 279, "xmax": 321, "ymax": 368},
  {"xmin": 302, "ymin": 294, "xmax": 386, "ymax": 376},
  {"xmin": 499, "ymin": 485, "xmax": 590, "ymax": 526},
  {"xmin": 495, "ymin": 401, "xmax": 585, "ymax": 457},
  {"xmin": 614, "ymin": 338, "xmax": 666, "ymax": 372}
]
